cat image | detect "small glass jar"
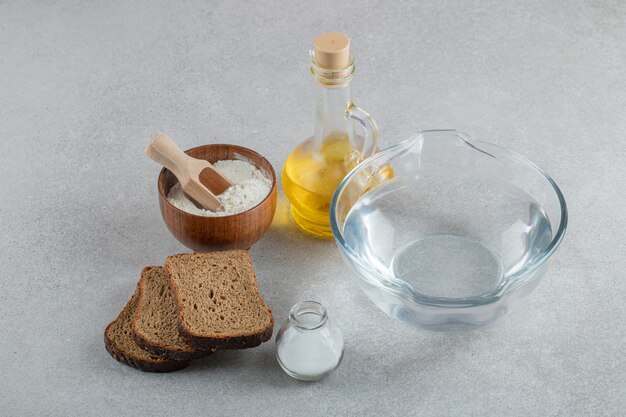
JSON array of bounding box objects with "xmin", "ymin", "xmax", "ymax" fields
[{"xmin": 275, "ymin": 301, "xmax": 344, "ymax": 381}]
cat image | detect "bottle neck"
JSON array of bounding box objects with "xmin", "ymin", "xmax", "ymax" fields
[
  {"xmin": 313, "ymin": 82, "xmax": 354, "ymax": 143},
  {"xmin": 289, "ymin": 301, "xmax": 328, "ymax": 331}
]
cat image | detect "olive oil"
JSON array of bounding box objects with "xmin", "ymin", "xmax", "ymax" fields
[
  {"xmin": 282, "ymin": 32, "xmax": 386, "ymax": 238},
  {"xmin": 283, "ymin": 133, "xmax": 359, "ymax": 237}
]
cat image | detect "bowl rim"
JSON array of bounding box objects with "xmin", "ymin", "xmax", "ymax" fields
[
  {"xmin": 329, "ymin": 129, "xmax": 569, "ymax": 308},
  {"xmin": 157, "ymin": 143, "xmax": 277, "ymax": 220}
]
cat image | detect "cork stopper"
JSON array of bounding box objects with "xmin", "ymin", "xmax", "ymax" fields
[{"xmin": 314, "ymin": 32, "xmax": 350, "ymax": 70}]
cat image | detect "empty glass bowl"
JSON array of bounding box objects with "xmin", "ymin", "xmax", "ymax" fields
[{"xmin": 330, "ymin": 130, "xmax": 567, "ymax": 330}]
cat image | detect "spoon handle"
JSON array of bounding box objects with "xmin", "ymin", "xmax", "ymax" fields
[{"xmin": 145, "ymin": 132, "xmax": 190, "ymax": 180}]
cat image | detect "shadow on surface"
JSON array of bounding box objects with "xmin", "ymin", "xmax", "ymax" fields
[{"xmin": 249, "ymin": 195, "xmax": 342, "ymax": 308}]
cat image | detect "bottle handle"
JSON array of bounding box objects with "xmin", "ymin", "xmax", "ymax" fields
[{"xmin": 345, "ymin": 101, "xmax": 378, "ymax": 163}]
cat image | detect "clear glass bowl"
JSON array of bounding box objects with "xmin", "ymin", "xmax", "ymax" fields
[{"xmin": 330, "ymin": 130, "xmax": 568, "ymax": 331}]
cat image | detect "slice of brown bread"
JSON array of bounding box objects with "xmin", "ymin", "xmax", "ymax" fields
[
  {"xmin": 165, "ymin": 250, "xmax": 273, "ymax": 350},
  {"xmin": 104, "ymin": 284, "xmax": 189, "ymax": 372},
  {"xmin": 132, "ymin": 266, "xmax": 211, "ymax": 361}
]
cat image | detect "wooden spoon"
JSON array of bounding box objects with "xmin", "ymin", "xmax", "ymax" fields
[{"xmin": 145, "ymin": 132, "xmax": 234, "ymax": 212}]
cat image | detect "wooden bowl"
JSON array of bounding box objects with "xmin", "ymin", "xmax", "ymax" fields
[{"xmin": 157, "ymin": 144, "xmax": 277, "ymax": 252}]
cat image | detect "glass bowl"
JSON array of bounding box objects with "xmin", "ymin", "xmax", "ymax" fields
[{"xmin": 330, "ymin": 130, "xmax": 567, "ymax": 331}]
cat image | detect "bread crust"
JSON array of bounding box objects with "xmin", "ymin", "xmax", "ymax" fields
[
  {"xmin": 103, "ymin": 286, "xmax": 189, "ymax": 373},
  {"xmin": 165, "ymin": 251, "xmax": 274, "ymax": 351},
  {"xmin": 104, "ymin": 333, "xmax": 189, "ymax": 372},
  {"xmin": 130, "ymin": 331, "xmax": 211, "ymax": 361},
  {"xmin": 131, "ymin": 266, "xmax": 212, "ymax": 361},
  {"xmin": 177, "ymin": 319, "xmax": 273, "ymax": 350}
]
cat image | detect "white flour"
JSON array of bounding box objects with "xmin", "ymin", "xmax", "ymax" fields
[{"xmin": 167, "ymin": 159, "xmax": 272, "ymax": 216}]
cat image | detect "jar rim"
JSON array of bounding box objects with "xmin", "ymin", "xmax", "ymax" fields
[{"xmin": 288, "ymin": 300, "xmax": 328, "ymax": 330}]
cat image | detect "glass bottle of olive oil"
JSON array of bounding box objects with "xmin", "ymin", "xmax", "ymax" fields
[{"xmin": 282, "ymin": 32, "xmax": 384, "ymax": 238}]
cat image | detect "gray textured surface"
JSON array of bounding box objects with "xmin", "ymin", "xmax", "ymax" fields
[{"xmin": 1, "ymin": 1, "xmax": 625, "ymax": 416}]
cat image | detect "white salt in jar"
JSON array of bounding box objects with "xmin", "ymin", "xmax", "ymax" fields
[{"xmin": 275, "ymin": 301, "xmax": 344, "ymax": 381}]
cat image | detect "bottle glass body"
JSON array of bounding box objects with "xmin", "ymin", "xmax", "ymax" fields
[
  {"xmin": 282, "ymin": 83, "xmax": 363, "ymax": 237},
  {"xmin": 275, "ymin": 301, "xmax": 344, "ymax": 381}
]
